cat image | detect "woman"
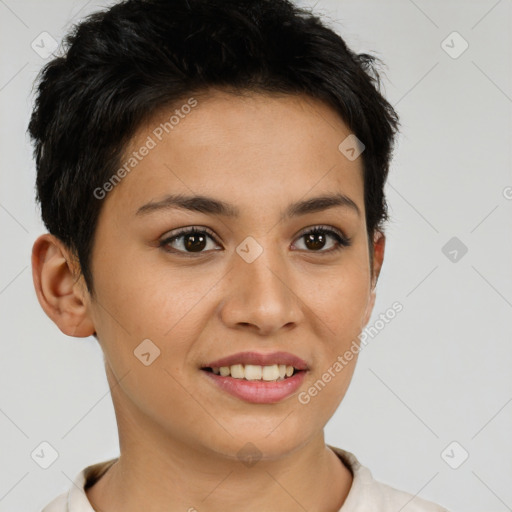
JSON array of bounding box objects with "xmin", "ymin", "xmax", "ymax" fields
[{"xmin": 30, "ymin": 0, "xmax": 449, "ymax": 510}]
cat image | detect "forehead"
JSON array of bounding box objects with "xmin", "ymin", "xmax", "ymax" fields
[{"xmin": 107, "ymin": 89, "xmax": 365, "ymax": 218}]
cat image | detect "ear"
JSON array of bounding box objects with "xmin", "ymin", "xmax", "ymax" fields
[
  {"xmin": 31, "ymin": 233, "xmax": 96, "ymax": 338},
  {"xmin": 362, "ymin": 230, "xmax": 386, "ymax": 327}
]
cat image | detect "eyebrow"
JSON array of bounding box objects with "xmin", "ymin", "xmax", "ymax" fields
[{"xmin": 135, "ymin": 192, "xmax": 361, "ymax": 220}]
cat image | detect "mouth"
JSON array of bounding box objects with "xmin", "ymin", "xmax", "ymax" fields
[{"xmin": 201, "ymin": 351, "xmax": 308, "ymax": 404}]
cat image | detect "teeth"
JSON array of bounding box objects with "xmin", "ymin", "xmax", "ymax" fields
[
  {"xmin": 244, "ymin": 364, "xmax": 262, "ymax": 380},
  {"xmin": 210, "ymin": 364, "xmax": 298, "ymax": 381},
  {"xmin": 230, "ymin": 364, "xmax": 244, "ymax": 379},
  {"xmin": 262, "ymin": 364, "xmax": 279, "ymax": 381}
]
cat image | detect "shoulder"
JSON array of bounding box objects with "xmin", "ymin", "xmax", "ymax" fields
[
  {"xmin": 328, "ymin": 445, "xmax": 450, "ymax": 512},
  {"xmin": 40, "ymin": 458, "xmax": 118, "ymax": 512},
  {"xmin": 41, "ymin": 492, "xmax": 67, "ymax": 512}
]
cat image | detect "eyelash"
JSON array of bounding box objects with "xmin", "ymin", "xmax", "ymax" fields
[{"xmin": 158, "ymin": 225, "xmax": 352, "ymax": 256}]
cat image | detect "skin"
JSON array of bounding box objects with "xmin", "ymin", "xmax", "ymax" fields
[{"xmin": 32, "ymin": 89, "xmax": 385, "ymax": 512}]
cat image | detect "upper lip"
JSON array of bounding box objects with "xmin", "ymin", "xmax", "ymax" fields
[{"xmin": 204, "ymin": 351, "xmax": 308, "ymax": 370}]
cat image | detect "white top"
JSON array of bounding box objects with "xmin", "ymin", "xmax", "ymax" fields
[{"xmin": 41, "ymin": 446, "xmax": 450, "ymax": 511}]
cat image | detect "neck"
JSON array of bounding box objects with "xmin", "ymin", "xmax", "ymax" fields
[{"xmin": 87, "ymin": 426, "xmax": 352, "ymax": 512}]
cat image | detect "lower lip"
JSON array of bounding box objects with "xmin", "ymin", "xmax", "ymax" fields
[{"xmin": 202, "ymin": 370, "xmax": 307, "ymax": 404}]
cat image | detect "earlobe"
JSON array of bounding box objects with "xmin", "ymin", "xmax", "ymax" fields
[{"xmin": 31, "ymin": 234, "xmax": 96, "ymax": 338}]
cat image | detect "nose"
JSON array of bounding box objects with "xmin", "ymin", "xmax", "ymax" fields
[{"xmin": 218, "ymin": 243, "xmax": 304, "ymax": 336}]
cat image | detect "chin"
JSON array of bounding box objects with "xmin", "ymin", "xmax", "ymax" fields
[{"xmin": 198, "ymin": 413, "xmax": 316, "ymax": 462}]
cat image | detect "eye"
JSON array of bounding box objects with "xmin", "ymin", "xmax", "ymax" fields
[
  {"xmin": 292, "ymin": 225, "xmax": 351, "ymax": 254},
  {"xmin": 159, "ymin": 225, "xmax": 351, "ymax": 256},
  {"xmin": 159, "ymin": 227, "xmax": 221, "ymax": 255}
]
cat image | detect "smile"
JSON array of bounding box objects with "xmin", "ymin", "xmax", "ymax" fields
[{"xmin": 201, "ymin": 351, "xmax": 308, "ymax": 404}]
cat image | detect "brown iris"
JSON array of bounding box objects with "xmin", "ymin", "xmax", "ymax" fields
[
  {"xmin": 183, "ymin": 233, "xmax": 208, "ymax": 252},
  {"xmin": 304, "ymin": 232, "xmax": 327, "ymax": 251}
]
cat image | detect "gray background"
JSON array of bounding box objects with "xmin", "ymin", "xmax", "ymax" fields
[{"xmin": 1, "ymin": 0, "xmax": 511, "ymax": 511}]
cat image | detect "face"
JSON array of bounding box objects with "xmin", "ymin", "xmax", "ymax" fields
[{"xmin": 84, "ymin": 90, "xmax": 383, "ymax": 461}]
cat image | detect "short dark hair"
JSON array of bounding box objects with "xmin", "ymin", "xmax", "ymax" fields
[{"xmin": 28, "ymin": 0, "xmax": 399, "ymax": 295}]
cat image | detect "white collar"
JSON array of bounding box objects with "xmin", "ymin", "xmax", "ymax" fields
[{"xmin": 54, "ymin": 446, "xmax": 445, "ymax": 511}]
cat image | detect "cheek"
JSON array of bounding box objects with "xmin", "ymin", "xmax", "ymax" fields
[
  {"xmin": 91, "ymin": 258, "xmax": 212, "ymax": 435},
  {"xmin": 296, "ymin": 357, "xmax": 358, "ymax": 432},
  {"xmin": 298, "ymin": 252, "xmax": 370, "ymax": 408},
  {"xmin": 309, "ymin": 257, "xmax": 372, "ymax": 340},
  {"xmin": 93, "ymin": 249, "xmax": 214, "ymax": 336},
  {"xmin": 90, "ymin": 252, "xmax": 222, "ymax": 411}
]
